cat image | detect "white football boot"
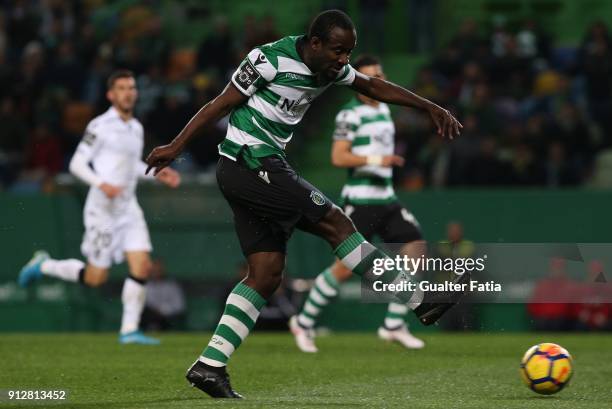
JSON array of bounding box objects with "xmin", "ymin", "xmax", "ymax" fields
[
  {"xmin": 378, "ymin": 325, "xmax": 425, "ymax": 349},
  {"xmin": 289, "ymin": 315, "xmax": 318, "ymax": 353}
]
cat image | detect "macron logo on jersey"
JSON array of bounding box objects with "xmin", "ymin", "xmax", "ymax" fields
[{"xmin": 254, "ymin": 53, "xmax": 267, "ymax": 66}]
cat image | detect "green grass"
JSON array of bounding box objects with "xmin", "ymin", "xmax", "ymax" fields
[{"xmin": 1, "ymin": 332, "xmax": 611, "ymax": 408}]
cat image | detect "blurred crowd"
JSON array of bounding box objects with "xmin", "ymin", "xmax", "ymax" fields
[
  {"xmin": 528, "ymin": 258, "xmax": 612, "ymax": 331},
  {"xmin": 0, "ymin": 1, "xmax": 280, "ymax": 191},
  {"xmin": 2, "ymin": 1, "xmax": 612, "ymax": 191},
  {"xmin": 396, "ymin": 18, "xmax": 612, "ymax": 188}
]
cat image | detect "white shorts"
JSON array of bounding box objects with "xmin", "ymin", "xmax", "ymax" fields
[{"xmin": 80, "ymin": 196, "xmax": 152, "ymax": 268}]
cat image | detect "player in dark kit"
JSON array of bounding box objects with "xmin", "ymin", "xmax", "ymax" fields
[{"xmin": 146, "ymin": 10, "xmax": 467, "ymax": 399}]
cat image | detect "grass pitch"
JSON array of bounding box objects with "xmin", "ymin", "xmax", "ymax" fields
[{"xmin": 1, "ymin": 332, "xmax": 611, "ymax": 408}]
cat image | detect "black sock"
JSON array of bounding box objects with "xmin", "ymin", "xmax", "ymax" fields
[{"xmin": 128, "ymin": 274, "xmax": 146, "ymax": 285}]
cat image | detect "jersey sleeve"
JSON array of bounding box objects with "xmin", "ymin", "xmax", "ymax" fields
[
  {"xmin": 230, "ymin": 48, "xmax": 277, "ymax": 96},
  {"xmin": 333, "ymin": 109, "xmax": 360, "ymax": 142},
  {"xmin": 76, "ymin": 123, "xmax": 103, "ymax": 159},
  {"xmin": 334, "ymin": 64, "xmax": 357, "ymax": 86},
  {"xmin": 133, "ymin": 122, "xmax": 156, "ymax": 180},
  {"xmin": 135, "ymin": 159, "xmax": 156, "ymax": 180},
  {"xmin": 68, "ymin": 122, "xmax": 104, "ymax": 187}
]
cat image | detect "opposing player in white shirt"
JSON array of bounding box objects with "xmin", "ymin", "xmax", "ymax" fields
[{"xmin": 18, "ymin": 70, "xmax": 181, "ymax": 344}]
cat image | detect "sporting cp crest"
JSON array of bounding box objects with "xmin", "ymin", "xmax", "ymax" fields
[{"xmin": 310, "ymin": 190, "xmax": 326, "ymax": 206}]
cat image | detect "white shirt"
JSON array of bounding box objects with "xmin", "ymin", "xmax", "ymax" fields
[{"xmin": 69, "ymin": 106, "xmax": 151, "ymax": 215}]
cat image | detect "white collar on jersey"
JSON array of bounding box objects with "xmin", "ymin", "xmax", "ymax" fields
[{"xmin": 106, "ymin": 106, "xmax": 137, "ymax": 125}]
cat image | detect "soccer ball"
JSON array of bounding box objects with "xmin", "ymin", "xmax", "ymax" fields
[{"xmin": 520, "ymin": 343, "xmax": 573, "ymax": 395}]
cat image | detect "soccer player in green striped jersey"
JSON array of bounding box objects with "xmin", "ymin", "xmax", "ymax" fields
[
  {"xmin": 290, "ymin": 55, "xmax": 426, "ymax": 352},
  {"xmin": 146, "ymin": 10, "xmax": 465, "ymax": 399}
]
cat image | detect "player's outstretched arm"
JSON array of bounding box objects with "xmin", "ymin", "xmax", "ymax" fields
[
  {"xmin": 331, "ymin": 140, "xmax": 404, "ymax": 168},
  {"xmin": 145, "ymin": 83, "xmax": 248, "ymax": 175},
  {"xmin": 155, "ymin": 167, "xmax": 181, "ymax": 188},
  {"xmin": 69, "ymin": 130, "xmax": 123, "ymax": 198},
  {"xmin": 350, "ymin": 72, "xmax": 462, "ymax": 139}
]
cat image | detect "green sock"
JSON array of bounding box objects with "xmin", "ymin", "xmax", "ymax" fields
[
  {"xmin": 384, "ymin": 302, "xmax": 409, "ymax": 329},
  {"xmin": 200, "ymin": 282, "xmax": 266, "ymax": 367},
  {"xmin": 334, "ymin": 232, "xmax": 417, "ymax": 304},
  {"xmin": 297, "ymin": 267, "xmax": 339, "ymax": 328}
]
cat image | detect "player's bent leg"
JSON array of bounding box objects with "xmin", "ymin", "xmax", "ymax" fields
[
  {"xmin": 187, "ymin": 251, "xmax": 282, "ymax": 398},
  {"xmin": 200, "ymin": 252, "xmax": 281, "ymax": 363},
  {"xmin": 331, "ymin": 259, "xmax": 354, "ymax": 282},
  {"xmin": 119, "ymin": 251, "xmax": 158, "ymax": 345},
  {"xmin": 297, "ymin": 262, "xmax": 345, "ymax": 328},
  {"xmin": 18, "ymin": 251, "xmax": 87, "ymax": 287},
  {"xmin": 291, "ymin": 260, "xmax": 347, "ymax": 353},
  {"xmin": 391, "ymin": 242, "xmax": 425, "ymax": 323},
  {"xmin": 313, "ymin": 207, "xmax": 469, "ymax": 326},
  {"xmin": 309, "ymin": 206, "xmax": 358, "ymax": 249},
  {"xmin": 242, "ymin": 251, "xmax": 285, "ymax": 299},
  {"xmin": 309, "ymin": 206, "xmax": 417, "ymax": 297},
  {"xmin": 384, "ymin": 302, "xmax": 409, "ymax": 331},
  {"xmin": 82, "ymin": 264, "xmax": 109, "ymax": 287},
  {"xmin": 125, "ymin": 250, "xmax": 153, "ymax": 280}
]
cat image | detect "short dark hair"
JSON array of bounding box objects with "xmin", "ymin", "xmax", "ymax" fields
[
  {"xmin": 308, "ymin": 10, "xmax": 354, "ymax": 43},
  {"xmin": 107, "ymin": 69, "xmax": 135, "ymax": 89},
  {"xmin": 352, "ymin": 55, "xmax": 381, "ymax": 71}
]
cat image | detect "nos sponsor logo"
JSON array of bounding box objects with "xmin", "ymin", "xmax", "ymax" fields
[
  {"xmin": 280, "ymin": 97, "xmax": 296, "ymax": 111},
  {"xmin": 279, "ymin": 93, "xmax": 315, "ymax": 117}
]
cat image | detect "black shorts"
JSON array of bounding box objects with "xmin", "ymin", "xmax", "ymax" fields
[
  {"xmin": 342, "ymin": 201, "xmax": 422, "ymax": 243},
  {"xmin": 216, "ymin": 155, "xmax": 333, "ymax": 256}
]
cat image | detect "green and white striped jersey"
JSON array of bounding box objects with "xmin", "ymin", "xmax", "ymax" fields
[
  {"xmin": 333, "ymin": 98, "xmax": 397, "ymax": 205},
  {"xmin": 218, "ymin": 35, "xmax": 357, "ymax": 161}
]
